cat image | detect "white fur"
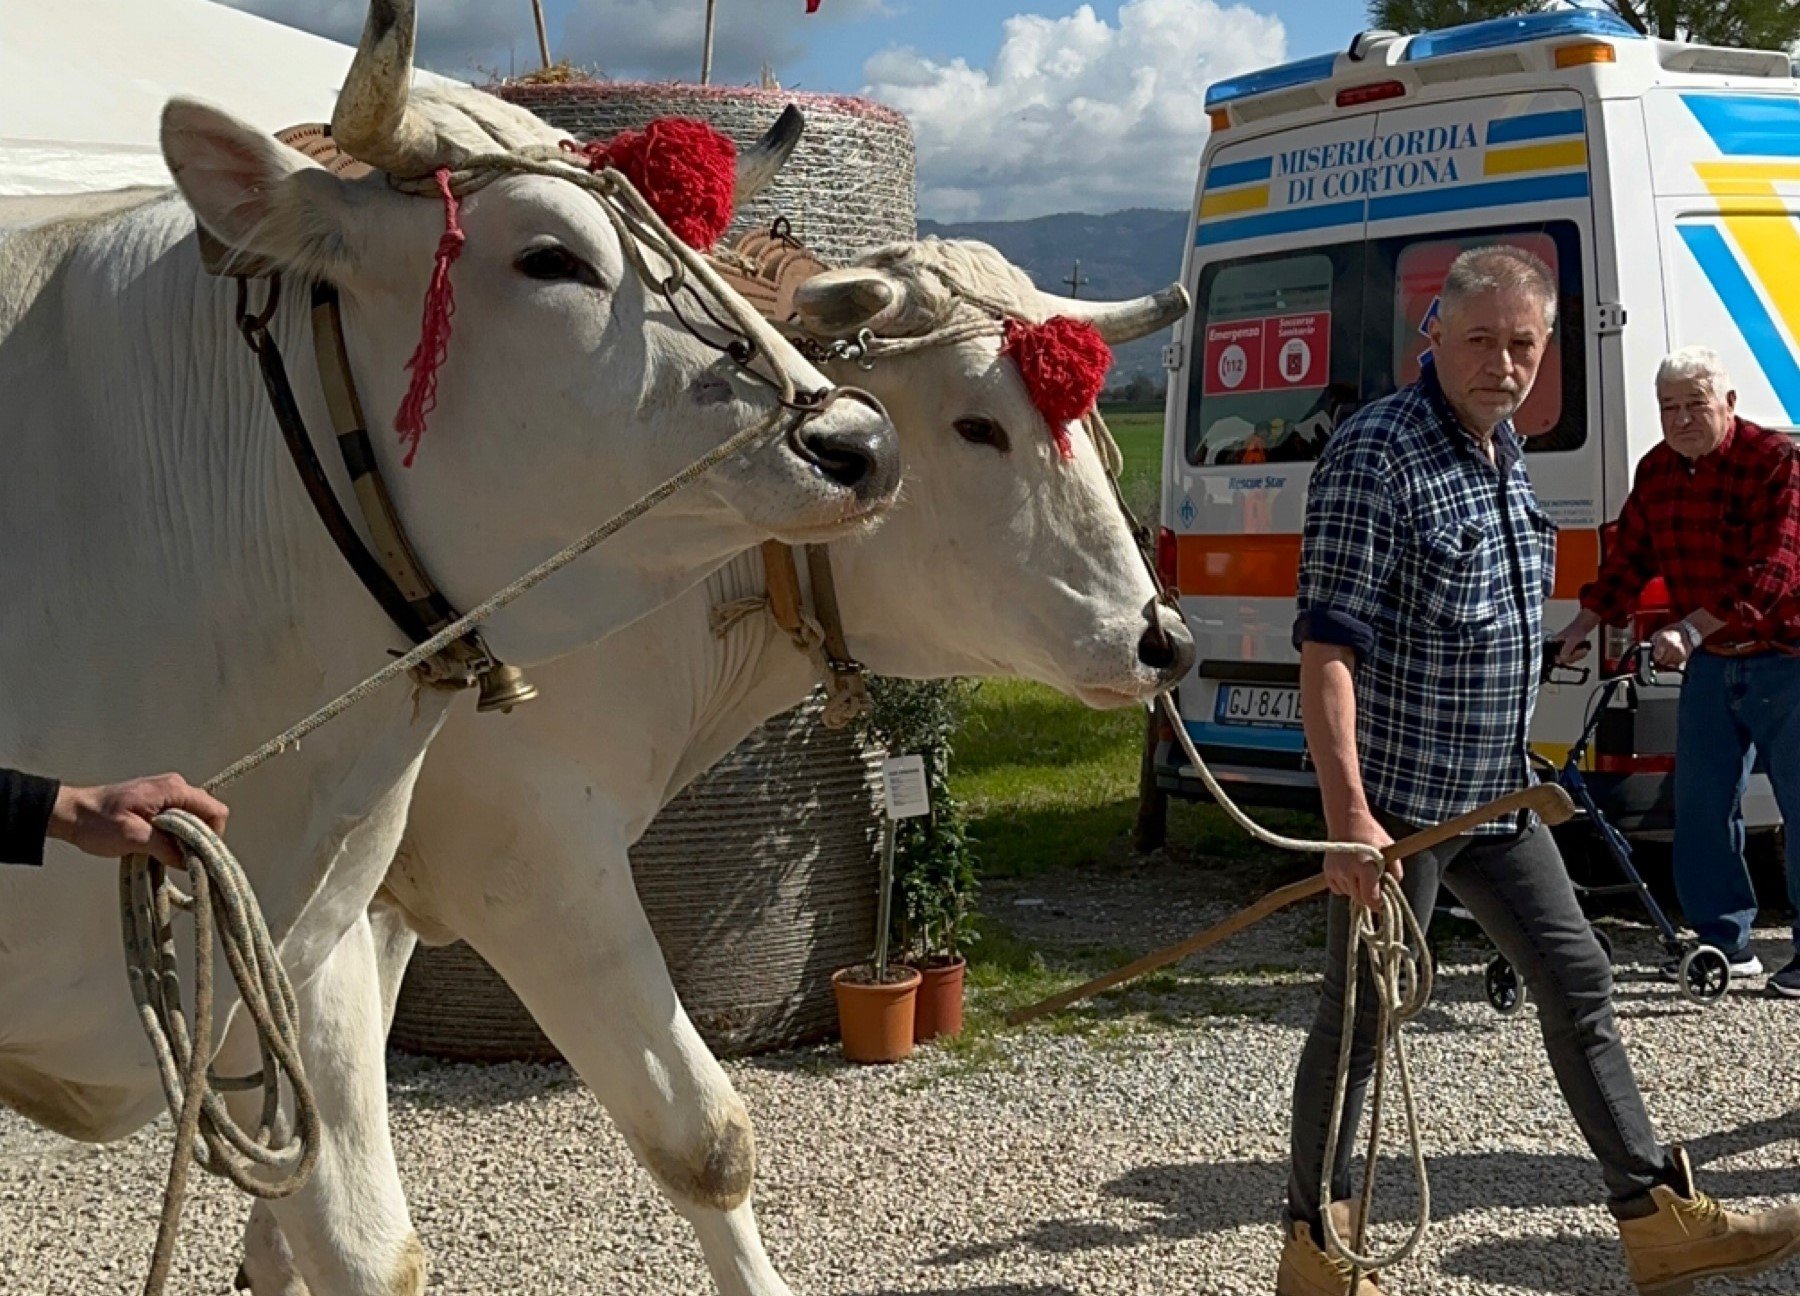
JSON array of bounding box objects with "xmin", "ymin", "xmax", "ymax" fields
[
  {"xmin": 237, "ymin": 241, "xmax": 1193, "ymax": 1294},
  {"xmin": 0, "ymin": 85, "xmax": 890, "ymax": 1296}
]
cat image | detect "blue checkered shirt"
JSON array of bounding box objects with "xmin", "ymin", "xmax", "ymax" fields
[{"xmin": 1293, "ymin": 365, "xmax": 1556, "ymax": 835}]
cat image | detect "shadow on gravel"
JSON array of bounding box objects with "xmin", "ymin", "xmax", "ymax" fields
[{"xmin": 928, "ymin": 1112, "xmax": 1800, "ymax": 1269}]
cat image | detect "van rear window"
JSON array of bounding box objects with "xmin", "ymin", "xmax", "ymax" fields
[{"xmin": 1185, "ymin": 221, "xmax": 1587, "ymax": 465}]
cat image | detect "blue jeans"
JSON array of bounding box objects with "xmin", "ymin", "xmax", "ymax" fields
[{"xmin": 1673, "ymin": 649, "xmax": 1800, "ymax": 956}]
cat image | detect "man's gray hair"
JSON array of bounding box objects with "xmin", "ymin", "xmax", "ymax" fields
[
  {"xmin": 1440, "ymin": 244, "xmax": 1559, "ymax": 331},
  {"xmin": 1656, "ymin": 345, "xmax": 1733, "ymax": 398}
]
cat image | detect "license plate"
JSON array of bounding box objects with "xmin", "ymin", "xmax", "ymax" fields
[{"xmin": 1215, "ymin": 684, "xmax": 1302, "ymax": 728}]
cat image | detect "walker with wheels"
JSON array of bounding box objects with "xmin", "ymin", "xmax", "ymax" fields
[{"xmin": 1481, "ymin": 641, "xmax": 1733, "ymax": 1015}]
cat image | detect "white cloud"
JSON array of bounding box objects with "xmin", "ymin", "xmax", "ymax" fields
[{"xmin": 862, "ymin": 0, "xmax": 1286, "ymax": 220}]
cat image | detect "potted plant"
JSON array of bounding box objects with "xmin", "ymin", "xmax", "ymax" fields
[
  {"xmin": 893, "ymin": 753, "xmax": 978, "ymax": 1042},
  {"xmin": 831, "ymin": 760, "xmax": 919, "ymax": 1063}
]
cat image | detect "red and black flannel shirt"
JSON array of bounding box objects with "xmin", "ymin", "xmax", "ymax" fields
[{"xmin": 1580, "ymin": 417, "xmax": 1800, "ymax": 648}]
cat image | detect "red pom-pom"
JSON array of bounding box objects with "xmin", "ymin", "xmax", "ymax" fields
[
  {"xmin": 572, "ymin": 117, "xmax": 737, "ymax": 250},
  {"xmin": 1003, "ymin": 316, "xmax": 1113, "ymax": 457}
]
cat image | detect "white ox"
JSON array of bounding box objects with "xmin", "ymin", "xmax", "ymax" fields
[
  {"xmin": 238, "ymin": 238, "xmax": 1196, "ymax": 1295},
  {"xmin": 0, "ymin": 3, "xmax": 899, "ymax": 1293}
]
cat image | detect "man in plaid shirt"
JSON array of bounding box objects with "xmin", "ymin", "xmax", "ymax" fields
[
  {"xmin": 1556, "ymin": 346, "xmax": 1800, "ymax": 999},
  {"xmin": 1278, "ymin": 250, "xmax": 1800, "ymax": 1296}
]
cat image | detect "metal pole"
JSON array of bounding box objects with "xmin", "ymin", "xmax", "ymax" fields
[
  {"xmin": 701, "ymin": 0, "xmax": 718, "ymax": 84},
  {"xmin": 529, "ymin": 0, "xmax": 552, "ymax": 69},
  {"xmin": 874, "ymin": 818, "xmax": 896, "ymax": 980}
]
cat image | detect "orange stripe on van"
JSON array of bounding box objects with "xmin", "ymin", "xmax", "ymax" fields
[{"xmin": 1176, "ymin": 529, "xmax": 1601, "ymax": 600}]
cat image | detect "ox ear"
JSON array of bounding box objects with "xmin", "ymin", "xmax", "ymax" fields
[{"xmin": 161, "ymin": 98, "xmax": 356, "ymax": 279}]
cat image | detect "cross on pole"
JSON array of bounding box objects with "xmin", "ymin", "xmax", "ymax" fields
[{"xmin": 1063, "ymin": 259, "xmax": 1089, "ymax": 298}]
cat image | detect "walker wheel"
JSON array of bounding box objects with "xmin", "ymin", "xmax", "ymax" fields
[
  {"xmin": 1678, "ymin": 945, "xmax": 1731, "ymax": 1005},
  {"xmin": 1485, "ymin": 955, "xmax": 1527, "ymax": 1015}
]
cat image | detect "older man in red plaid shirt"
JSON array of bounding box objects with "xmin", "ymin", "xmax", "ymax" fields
[{"xmin": 1555, "ymin": 346, "xmax": 1800, "ymax": 999}]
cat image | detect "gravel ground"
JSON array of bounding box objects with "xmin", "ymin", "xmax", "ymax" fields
[{"xmin": 4, "ymin": 861, "xmax": 1798, "ymax": 1296}]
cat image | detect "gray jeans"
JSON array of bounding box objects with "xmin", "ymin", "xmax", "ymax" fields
[{"xmin": 1287, "ymin": 814, "xmax": 1673, "ymax": 1232}]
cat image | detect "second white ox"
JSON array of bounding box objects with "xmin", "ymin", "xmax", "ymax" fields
[
  {"xmin": 0, "ymin": 3, "xmax": 896, "ymax": 1293},
  {"xmin": 237, "ymin": 238, "xmax": 1195, "ymax": 1294}
]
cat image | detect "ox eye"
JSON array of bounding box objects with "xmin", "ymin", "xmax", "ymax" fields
[
  {"xmin": 515, "ymin": 244, "xmax": 601, "ymax": 287},
  {"xmin": 954, "ymin": 417, "xmax": 1010, "ymax": 453}
]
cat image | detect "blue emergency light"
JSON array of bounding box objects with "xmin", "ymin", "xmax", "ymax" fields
[{"xmin": 1401, "ymin": 8, "xmax": 1643, "ymax": 62}]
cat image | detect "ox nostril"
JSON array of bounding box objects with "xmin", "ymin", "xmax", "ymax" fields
[
  {"xmin": 796, "ymin": 424, "xmax": 877, "ymax": 488},
  {"xmin": 794, "ymin": 404, "xmax": 900, "ymax": 501},
  {"xmin": 1138, "ymin": 609, "xmax": 1197, "ymax": 680}
]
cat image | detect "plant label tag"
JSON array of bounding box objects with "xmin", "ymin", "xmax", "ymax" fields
[{"xmin": 880, "ymin": 754, "xmax": 930, "ymax": 821}]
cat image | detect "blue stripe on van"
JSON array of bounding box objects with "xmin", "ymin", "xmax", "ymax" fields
[
  {"xmin": 1485, "ymin": 109, "xmax": 1585, "ymax": 145},
  {"xmin": 1183, "ymin": 720, "xmax": 1308, "ymax": 753},
  {"xmin": 1681, "ymin": 94, "xmax": 1800, "ymax": 158},
  {"xmin": 1678, "ymin": 224, "xmax": 1800, "ymax": 423},
  {"xmin": 1196, "ymin": 199, "xmax": 1364, "ymax": 246},
  {"xmin": 1367, "ymin": 171, "xmax": 1589, "ymax": 222},
  {"xmin": 1206, "ymin": 156, "xmax": 1275, "ymax": 190}
]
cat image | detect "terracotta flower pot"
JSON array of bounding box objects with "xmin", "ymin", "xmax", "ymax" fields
[
  {"xmin": 831, "ymin": 965, "xmax": 920, "ymax": 1064},
  {"xmin": 911, "ymin": 957, "xmax": 967, "ymax": 1042}
]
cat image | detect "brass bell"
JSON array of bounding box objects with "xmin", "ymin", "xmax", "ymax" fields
[{"xmin": 476, "ymin": 663, "xmax": 538, "ymax": 714}]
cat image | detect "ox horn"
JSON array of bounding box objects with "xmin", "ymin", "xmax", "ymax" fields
[
  {"xmin": 789, "ymin": 267, "xmax": 921, "ymax": 338},
  {"xmin": 735, "ymin": 105, "xmax": 805, "ymax": 206},
  {"xmin": 331, "ymin": 0, "xmax": 444, "ymax": 177},
  {"xmin": 1034, "ymin": 283, "xmax": 1193, "ymax": 344}
]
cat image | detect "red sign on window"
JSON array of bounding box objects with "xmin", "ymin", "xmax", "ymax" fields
[
  {"xmin": 1203, "ymin": 320, "xmax": 1265, "ymax": 396},
  {"xmin": 1203, "ymin": 313, "xmax": 1330, "ymax": 396},
  {"xmin": 1262, "ymin": 311, "xmax": 1329, "ymax": 389}
]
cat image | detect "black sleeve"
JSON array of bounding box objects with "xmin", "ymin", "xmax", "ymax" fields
[{"xmin": 1, "ymin": 768, "xmax": 60, "ymax": 866}]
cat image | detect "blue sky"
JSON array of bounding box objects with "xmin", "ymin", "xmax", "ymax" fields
[{"xmin": 223, "ymin": 0, "xmax": 1376, "ymax": 218}]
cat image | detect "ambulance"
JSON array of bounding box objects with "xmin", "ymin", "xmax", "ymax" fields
[{"xmin": 1154, "ymin": 9, "xmax": 1799, "ymax": 838}]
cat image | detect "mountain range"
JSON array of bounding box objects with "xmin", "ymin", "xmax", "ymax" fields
[{"xmin": 917, "ymin": 208, "xmax": 1189, "ymax": 388}]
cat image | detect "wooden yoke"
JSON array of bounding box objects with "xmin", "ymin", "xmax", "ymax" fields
[{"xmin": 1005, "ymin": 783, "xmax": 1576, "ymax": 1027}]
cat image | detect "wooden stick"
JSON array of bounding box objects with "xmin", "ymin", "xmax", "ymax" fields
[{"xmin": 1005, "ymin": 784, "xmax": 1574, "ymax": 1027}]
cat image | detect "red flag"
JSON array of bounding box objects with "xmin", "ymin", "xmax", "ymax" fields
[{"xmin": 806, "ymin": 0, "xmax": 821, "ymax": 12}]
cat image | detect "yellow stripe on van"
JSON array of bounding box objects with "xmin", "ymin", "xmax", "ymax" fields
[
  {"xmin": 1693, "ymin": 160, "xmax": 1800, "ymax": 194},
  {"xmin": 1694, "ymin": 163, "xmax": 1800, "ymax": 357},
  {"xmin": 1199, "ymin": 185, "xmax": 1271, "ymax": 218},
  {"xmin": 1482, "ymin": 140, "xmax": 1586, "ymax": 176}
]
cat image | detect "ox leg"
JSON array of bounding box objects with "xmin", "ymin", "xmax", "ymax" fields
[
  {"xmin": 462, "ymin": 854, "xmax": 792, "ymax": 1296},
  {"xmin": 238, "ymin": 894, "xmax": 423, "ymax": 1294},
  {"xmin": 228, "ymin": 912, "xmax": 425, "ymax": 1296}
]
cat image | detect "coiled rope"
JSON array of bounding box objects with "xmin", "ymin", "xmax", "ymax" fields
[
  {"xmin": 121, "ymin": 146, "xmax": 830, "ymax": 1295},
  {"xmin": 1160, "ymin": 690, "xmax": 1432, "ymax": 1279}
]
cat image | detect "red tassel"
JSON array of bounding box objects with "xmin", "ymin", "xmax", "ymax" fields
[
  {"xmin": 1002, "ymin": 316, "xmax": 1113, "ymax": 459},
  {"xmin": 565, "ymin": 117, "xmax": 738, "ymax": 251},
  {"xmin": 394, "ymin": 168, "xmax": 466, "ymax": 467}
]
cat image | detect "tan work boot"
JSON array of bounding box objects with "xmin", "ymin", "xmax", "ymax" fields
[
  {"xmin": 1276, "ymin": 1201, "xmax": 1387, "ymax": 1295},
  {"xmin": 1618, "ymin": 1146, "xmax": 1800, "ymax": 1295}
]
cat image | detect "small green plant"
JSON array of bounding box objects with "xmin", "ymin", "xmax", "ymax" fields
[{"xmin": 863, "ymin": 677, "xmax": 981, "ymax": 964}]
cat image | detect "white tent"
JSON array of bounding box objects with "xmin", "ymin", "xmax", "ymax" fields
[{"xmin": 0, "ymin": 0, "xmax": 458, "ymax": 199}]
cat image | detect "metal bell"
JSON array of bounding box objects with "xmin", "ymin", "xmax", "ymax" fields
[{"xmin": 476, "ymin": 663, "xmax": 538, "ymax": 714}]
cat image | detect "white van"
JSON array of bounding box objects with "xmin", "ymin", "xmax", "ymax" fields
[{"xmin": 1154, "ymin": 9, "xmax": 1798, "ymax": 837}]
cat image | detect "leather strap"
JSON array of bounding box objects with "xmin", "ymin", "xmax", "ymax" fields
[
  {"xmin": 760, "ymin": 540, "xmax": 806, "ymax": 639},
  {"xmin": 805, "ymin": 544, "xmax": 858, "ymax": 671},
  {"xmin": 239, "ymin": 277, "xmax": 438, "ymax": 648},
  {"xmin": 237, "ymin": 274, "xmax": 495, "ymax": 687}
]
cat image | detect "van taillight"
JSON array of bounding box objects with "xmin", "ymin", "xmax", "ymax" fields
[
  {"xmin": 1156, "ymin": 526, "xmax": 1179, "ymax": 592},
  {"xmin": 1336, "ymin": 81, "xmax": 1406, "ymax": 108}
]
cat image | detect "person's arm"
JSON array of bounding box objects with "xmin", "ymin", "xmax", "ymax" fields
[
  {"xmin": 1558, "ymin": 466, "xmax": 1662, "ymax": 662},
  {"xmin": 1708, "ymin": 439, "xmax": 1800, "ymax": 641},
  {"xmin": 5, "ymin": 772, "xmax": 228, "ymax": 868},
  {"xmin": 1300, "ymin": 644, "xmax": 1394, "ymax": 907},
  {"xmin": 1292, "ymin": 424, "xmax": 1400, "ymax": 904},
  {"xmin": 1, "ymin": 768, "xmax": 61, "ymax": 866}
]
